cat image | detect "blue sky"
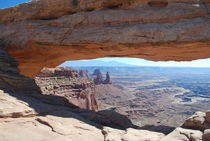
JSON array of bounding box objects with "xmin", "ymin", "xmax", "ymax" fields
[
  {"xmin": 0, "ymin": 0, "xmax": 31, "ymax": 8},
  {"xmin": 98, "ymin": 57, "xmax": 210, "ymax": 68},
  {"xmin": 61, "ymin": 57, "xmax": 210, "ymax": 68}
]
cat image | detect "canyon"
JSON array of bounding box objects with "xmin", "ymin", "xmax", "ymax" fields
[
  {"xmin": 0, "ymin": 0, "xmax": 210, "ymax": 140},
  {"xmin": 84, "ymin": 66, "xmax": 210, "ymax": 132}
]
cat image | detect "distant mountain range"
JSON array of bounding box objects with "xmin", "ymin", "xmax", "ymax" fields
[
  {"xmin": 60, "ymin": 59, "xmax": 210, "ymax": 68},
  {"xmin": 60, "ymin": 60, "xmax": 136, "ymax": 67}
]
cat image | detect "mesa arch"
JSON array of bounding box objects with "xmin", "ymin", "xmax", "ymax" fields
[{"xmin": 0, "ymin": 0, "xmax": 210, "ymax": 78}]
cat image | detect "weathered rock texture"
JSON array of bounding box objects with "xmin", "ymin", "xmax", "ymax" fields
[
  {"xmin": 0, "ymin": 90, "xmax": 37, "ymax": 118},
  {"xmin": 35, "ymin": 67, "xmax": 98, "ymax": 111},
  {"xmin": 0, "ymin": 82, "xmax": 210, "ymax": 141},
  {"xmin": 92, "ymin": 69, "xmax": 111, "ymax": 85},
  {"xmin": 102, "ymin": 127, "xmax": 165, "ymax": 141},
  {"xmin": 160, "ymin": 127, "xmax": 203, "ymax": 141},
  {"xmin": 0, "ymin": 90, "xmax": 104, "ymax": 141},
  {"xmin": 203, "ymin": 129, "xmax": 210, "ymax": 141},
  {"xmin": 0, "ymin": 0, "xmax": 210, "ymax": 77},
  {"xmin": 182, "ymin": 111, "xmax": 210, "ymax": 131},
  {"xmin": 0, "ymin": 48, "xmax": 40, "ymax": 92}
]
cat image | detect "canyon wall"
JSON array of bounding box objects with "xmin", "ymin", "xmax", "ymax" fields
[
  {"xmin": 0, "ymin": 0, "xmax": 209, "ymax": 78},
  {"xmin": 35, "ymin": 67, "xmax": 98, "ymax": 111}
]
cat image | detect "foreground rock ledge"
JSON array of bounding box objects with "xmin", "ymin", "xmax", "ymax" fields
[
  {"xmin": 0, "ymin": 0, "xmax": 210, "ymax": 77},
  {"xmin": 0, "ymin": 89, "xmax": 210, "ymax": 141}
]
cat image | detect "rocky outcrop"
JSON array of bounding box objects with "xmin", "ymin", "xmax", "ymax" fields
[
  {"xmin": 104, "ymin": 72, "xmax": 112, "ymax": 84},
  {"xmin": 159, "ymin": 111, "xmax": 210, "ymax": 141},
  {"xmin": 0, "ymin": 48, "xmax": 40, "ymax": 93},
  {"xmin": 102, "ymin": 127, "xmax": 165, "ymax": 141},
  {"xmin": 160, "ymin": 127, "xmax": 203, "ymax": 141},
  {"xmin": 0, "ymin": 90, "xmax": 104, "ymax": 141},
  {"xmin": 0, "ymin": 90, "xmax": 37, "ymax": 118},
  {"xmin": 206, "ymin": 111, "xmax": 210, "ymax": 123},
  {"xmin": 0, "ymin": 116, "xmax": 104, "ymax": 141},
  {"xmin": 0, "ymin": 0, "xmax": 210, "ymax": 77},
  {"xmin": 93, "ymin": 69, "xmax": 111, "ymax": 85},
  {"xmin": 93, "ymin": 69, "xmax": 104, "ymax": 85},
  {"xmin": 79, "ymin": 70, "xmax": 89, "ymax": 78},
  {"xmin": 73, "ymin": 109, "xmax": 134, "ymax": 130},
  {"xmin": 35, "ymin": 67, "xmax": 98, "ymax": 111},
  {"xmin": 182, "ymin": 111, "xmax": 210, "ymax": 131},
  {"xmin": 203, "ymin": 129, "xmax": 210, "ymax": 141}
]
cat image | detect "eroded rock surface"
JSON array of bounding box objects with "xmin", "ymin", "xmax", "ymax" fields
[
  {"xmin": 0, "ymin": 48, "xmax": 39, "ymax": 92},
  {"xmin": 206, "ymin": 111, "xmax": 210, "ymax": 123},
  {"xmin": 160, "ymin": 127, "xmax": 203, "ymax": 141},
  {"xmin": 182, "ymin": 111, "xmax": 210, "ymax": 131},
  {"xmin": 203, "ymin": 129, "xmax": 210, "ymax": 141},
  {"xmin": 92, "ymin": 69, "xmax": 112, "ymax": 85},
  {"xmin": 0, "ymin": 114, "xmax": 104, "ymax": 141},
  {"xmin": 102, "ymin": 127, "xmax": 165, "ymax": 141},
  {"xmin": 0, "ymin": 0, "xmax": 210, "ymax": 77},
  {"xmin": 0, "ymin": 90, "xmax": 37, "ymax": 118},
  {"xmin": 35, "ymin": 67, "xmax": 98, "ymax": 111}
]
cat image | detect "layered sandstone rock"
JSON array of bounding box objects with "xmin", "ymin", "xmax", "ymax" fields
[
  {"xmin": 35, "ymin": 67, "xmax": 98, "ymax": 111},
  {"xmin": 159, "ymin": 127, "xmax": 203, "ymax": 141},
  {"xmin": 92, "ymin": 69, "xmax": 112, "ymax": 85},
  {"xmin": 182, "ymin": 111, "xmax": 210, "ymax": 131},
  {"xmin": 203, "ymin": 129, "xmax": 210, "ymax": 141},
  {"xmin": 102, "ymin": 127, "xmax": 165, "ymax": 141},
  {"xmin": 0, "ymin": 48, "xmax": 40, "ymax": 92},
  {"xmin": 0, "ymin": 90, "xmax": 104, "ymax": 141},
  {"xmin": 0, "ymin": 90, "xmax": 37, "ymax": 118},
  {"xmin": 0, "ymin": 116, "xmax": 103, "ymax": 141},
  {"xmin": 0, "ymin": 0, "xmax": 210, "ymax": 77},
  {"xmin": 206, "ymin": 111, "xmax": 210, "ymax": 123},
  {"xmin": 104, "ymin": 72, "xmax": 112, "ymax": 84},
  {"xmin": 93, "ymin": 69, "xmax": 104, "ymax": 85}
]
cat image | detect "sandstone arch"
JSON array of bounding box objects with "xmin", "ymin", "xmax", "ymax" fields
[{"xmin": 0, "ymin": 0, "xmax": 210, "ymax": 78}]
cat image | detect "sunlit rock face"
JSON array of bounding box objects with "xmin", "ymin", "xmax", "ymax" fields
[
  {"xmin": 0, "ymin": 0, "xmax": 210, "ymax": 78},
  {"xmin": 35, "ymin": 67, "xmax": 98, "ymax": 111}
]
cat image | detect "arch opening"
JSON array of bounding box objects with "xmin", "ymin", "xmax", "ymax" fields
[{"xmin": 34, "ymin": 57, "xmax": 210, "ymax": 133}]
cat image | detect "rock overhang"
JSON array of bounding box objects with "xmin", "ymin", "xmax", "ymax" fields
[{"xmin": 0, "ymin": 0, "xmax": 210, "ymax": 77}]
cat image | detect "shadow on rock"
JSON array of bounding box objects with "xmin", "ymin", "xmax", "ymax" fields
[
  {"xmin": 4, "ymin": 89, "xmax": 137, "ymax": 130},
  {"xmin": 139, "ymin": 124, "xmax": 176, "ymax": 134}
]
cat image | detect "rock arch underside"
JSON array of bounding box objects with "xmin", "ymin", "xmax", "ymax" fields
[
  {"xmin": 0, "ymin": 0, "xmax": 210, "ymax": 78},
  {"xmin": 0, "ymin": 0, "xmax": 210, "ymax": 141}
]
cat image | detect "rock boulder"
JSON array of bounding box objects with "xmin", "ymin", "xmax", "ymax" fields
[{"xmin": 182, "ymin": 111, "xmax": 210, "ymax": 131}]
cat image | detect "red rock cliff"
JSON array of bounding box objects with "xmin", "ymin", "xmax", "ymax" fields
[{"xmin": 35, "ymin": 67, "xmax": 98, "ymax": 111}]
